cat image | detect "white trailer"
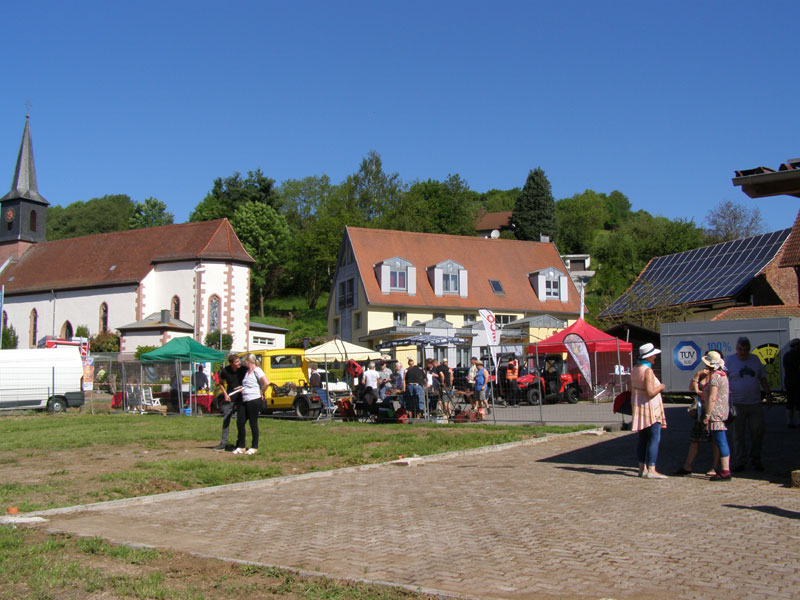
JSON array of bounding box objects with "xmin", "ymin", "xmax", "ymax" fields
[
  {"xmin": 660, "ymin": 317, "xmax": 800, "ymax": 394},
  {"xmin": 0, "ymin": 347, "xmax": 85, "ymax": 412}
]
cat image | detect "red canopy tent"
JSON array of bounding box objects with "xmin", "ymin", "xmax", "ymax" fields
[
  {"xmin": 527, "ymin": 319, "xmax": 633, "ymax": 400},
  {"xmin": 527, "ymin": 319, "xmax": 633, "ymax": 354}
]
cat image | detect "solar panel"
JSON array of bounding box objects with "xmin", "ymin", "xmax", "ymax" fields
[{"xmin": 600, "ymin": 229, "xmax": 792, "ymax": 317}]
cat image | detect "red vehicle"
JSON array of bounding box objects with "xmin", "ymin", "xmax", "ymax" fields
[{"xmin": 516, "ymin": 354, "xmax": 582, "ymax": 405}]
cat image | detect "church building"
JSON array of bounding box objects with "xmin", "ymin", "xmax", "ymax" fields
[{"xmin": 0, "ymin": 116, "xmax": 256, "ymax": 354}]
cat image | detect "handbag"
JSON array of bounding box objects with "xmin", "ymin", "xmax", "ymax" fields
[
  {"xmin": 613, "ymin": 390, "xmax": 632, "ymax": 415},
  {"xmin": 725, "ymin": 403, "xmax": 737, "ymax": 426}
]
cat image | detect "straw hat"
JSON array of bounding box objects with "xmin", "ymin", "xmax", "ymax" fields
[{"xmin": 701, "ymin": 350, "xmax": 725, "ymax": 370}]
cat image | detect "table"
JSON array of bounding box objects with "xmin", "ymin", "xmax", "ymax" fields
[{"xmin": 112, "ymin": 391, "xmax": 216, "ymax": 413}]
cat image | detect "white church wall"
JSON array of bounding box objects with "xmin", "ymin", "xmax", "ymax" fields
[
  {"xmin": 142, "ymin": 262, "xmax": 197, "ymax": 324},
  {"xmin": 2, "ymin": 285, "xmax": 136, "ymax": 348}
]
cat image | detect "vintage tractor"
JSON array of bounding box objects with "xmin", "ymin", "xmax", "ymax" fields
[{"xmin": 516, "ymin": 353, "xmax": 582, "ymax": 405}]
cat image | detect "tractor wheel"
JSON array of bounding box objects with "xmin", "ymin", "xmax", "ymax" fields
[
  {"xmin": 527, "ymin": 387, "xmax": 542, "ymax": 406},
  {"xmin": 566, "ymin": 387, "xmax": 580, "ymax": 404},
  {"xmin": 48, "ymin": 397, "xmax": 67, "ymax": 414}
]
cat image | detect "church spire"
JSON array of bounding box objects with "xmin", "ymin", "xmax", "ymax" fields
[{"xmin": 1, "ymin": 115, "xmax": 48, "ymax": 205}]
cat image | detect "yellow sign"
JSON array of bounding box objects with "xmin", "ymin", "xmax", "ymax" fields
[{"xmin": 752, "ymin": 343, "xmax": 780, "ymax": 390}]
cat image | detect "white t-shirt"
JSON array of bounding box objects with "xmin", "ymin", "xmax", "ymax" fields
[
  {"xmin": 242, "ymin": 366, "xmax": 267, "ymax": 401},
  {"xmin": 726, "ymin": 353, "xmax": 766, "ymax": 405},
  {"xmin": 363, "ymin": 368, "xmax": 379, "ymax": 389}
]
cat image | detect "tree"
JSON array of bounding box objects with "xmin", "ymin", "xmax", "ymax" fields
[
  {"xmin": 511, "ymin": 168, "xmax": 556, "ymax": 241},
  {"xmin": 388, "ymin": 175, "xmax": 478, "ymax": 236},
  {"xmin": 339, "ymin": 151, "xmax": 405, "ymax": 226},
  {"xmin": 231, "ymin": 202, "xmax": 291, "ymax": 317},
  {"xmin": 47, "ymin": 194, "xmax": 136, "ymax": 240},
  {"xmin": 190, "ymin": 169, "xmax": 280, "ymax": 223},
  {"xmin": 2, "ymin": 324, "xmax": 18, "ymax": 349},
  {"xmin": 204, "ymin": 330, "xmax": 233, "ymax": 350},
  {"xmin": 75, "ymin": 325, "xmax": 90, "ymax": 339},
  {"xmin": 479, "ymin": 188, "xmax": 519, "ymax": 213},
  {"xmin": 129, "ymin": 197, "xmax": 174, "ymax": 229},
  {"xmin": 555, "ymin": 190, "xmax": 610, "ymax": 254},
  {"xmin": 704, "ymin": 200, "xmax": 765, "ymax": 243},
  {"xmin": 134, "ymin": 345, "xmax": 158, "ymax": 359}
]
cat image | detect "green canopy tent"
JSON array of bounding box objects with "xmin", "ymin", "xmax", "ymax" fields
[{"xmin": 141, "ymin": 337, "xmax": 227, "ymax": 415}]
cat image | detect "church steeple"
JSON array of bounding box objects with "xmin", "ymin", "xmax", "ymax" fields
[
  {"xmin": 0, "ymin": 116, "xmax": 48, "ymax": 252},
  {"xmin": 1, "ymin": 115, "xmax": 47, "ymax": 205}
]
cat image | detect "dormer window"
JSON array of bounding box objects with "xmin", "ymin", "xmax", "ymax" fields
[
  {"xmin": 428, "ymin": 259, "xmax": 467, "ymax": 297},
  {"xmin": 529, "ymin": 267, "xmax": 568, "ymax": 303},
  {"xmin": 377, "ymin": 257, "xmax": 416, "ymax": 296}
]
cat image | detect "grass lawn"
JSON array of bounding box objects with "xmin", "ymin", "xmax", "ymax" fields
[{"xmin": 0, "ymin": 410, "xmax": 594, "ymax": 599}]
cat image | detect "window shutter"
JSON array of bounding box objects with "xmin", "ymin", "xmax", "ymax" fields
[
  {"xmin": 407, "ymin": 266, "xmax": 417, "ymax": 296},
  {"xmin": 433, "ymin": 268, "xmax": 443, "ymax": 296},
  {"xmin": 459, "ymin": 269, "xmax": 468, "ymax": 297},
  {"xmin": 379, "ymin": 264, "xmax": 390, "ymax": 294},
  {"xmin": 559, "ymin": 275, "xmax": 569, "ymax": 302},
  {"xmin": 537, "ymin": 273, "xmax": 546, "ymax": 302}
]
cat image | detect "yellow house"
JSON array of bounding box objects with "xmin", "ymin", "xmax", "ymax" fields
[{"xmin": 327, "ymin": 227, "xmax": 581, "ymax": 365}]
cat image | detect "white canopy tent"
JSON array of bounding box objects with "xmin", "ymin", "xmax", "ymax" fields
[{"xmin": 305, "ymin": 339, "xmax": 382, "ymax": 362}]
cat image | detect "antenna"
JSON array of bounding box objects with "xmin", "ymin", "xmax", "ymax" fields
[{"xmin": 490, "ymin": 229, "xmax": 500, "ymax": 239}]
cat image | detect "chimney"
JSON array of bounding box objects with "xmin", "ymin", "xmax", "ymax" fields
[{"xmin": 160, "ymin": 309, "xmax": 170, "ymax": 323}]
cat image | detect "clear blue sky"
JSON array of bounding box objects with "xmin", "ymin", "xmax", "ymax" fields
[{"xmin": 1, "ymin": 1, "xmax": 798, "ymax": 231}]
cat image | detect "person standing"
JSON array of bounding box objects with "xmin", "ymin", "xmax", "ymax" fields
[
  {"xmin": 403, "ymin": 358, "xmax": 426, "ymax": 417},
  {"xmin": 783, "ymin": 338, "xmax": 800, "ymax": 429},
  {"xmin": 474, "ymin": 361, "xmax": 489, "ymax": 411},
  {"xmin": 631, "ymin": 343, "xmax": 667, "ymax": 479},
  {"xmin": 505, "ymin": 356, "xmax": 519, "ymax": 406},
  {"xmin": 727, "ymin": 337, "xmax": 773, "ymax": 472},
  {"xmin": 309, "ymin": 362, "xmax": 329, "ymax": 408},
  {"xmin": 437, "ymin": 357, "xmax": 454, "ymax": 417},
  {"xmin": 377, "ymin": 361, "xmax": 393, "ymax": 400},
  {"xmin": 233, "ymin": 354, "xmax": 268, "ymax": 455},
  {"xmin": 699, "ymin": 351, "xmax": 732, "ymax": 481},
  {"xmin": 362, "ymin": 361, "xmax": 379, "ymax": 398},
  {"xmin": 212, "ymin": 354, "xmax": 246, "ymax": 451},
  {"xmin": 192, "ymin": 364, "xmax": 209, "ymax": 392}
]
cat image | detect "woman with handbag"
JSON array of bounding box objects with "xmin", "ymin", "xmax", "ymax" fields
[
  {"xmin": 674, "ymin": 361, "xmax": 722, "ymax": 476},
  {"xmin": 697, "ymin": 351, "xmax": 732, "ymax": 481},
  {"xmin": 631, "ymin": 343, "xmax": 667, "ymax": 479}
]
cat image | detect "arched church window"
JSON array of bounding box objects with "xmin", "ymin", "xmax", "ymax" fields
[
  {"xmin": 172, "ymin": 296, "xmax": 180, "ymax": 320},
  {"xmin": 208, "ymin": 296, "xmax": 220, "ymax": 333},
  {"xmin": 61, "ymin": 321, "xmax": 73, "ymax": 340},
  {"xmin": 30, "ymin": 309, "xmax": 38, "ymax": 348},
  {"xmin": 99, "ymin": 303, "xmax": 108, "ymax": 332},
  {"xmin": 30, "ymin": 210, "xmax": 37, "ymax": 232}
]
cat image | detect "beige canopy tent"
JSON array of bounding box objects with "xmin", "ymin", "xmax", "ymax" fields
[{"xmin": 305, "ymin": 339, "xmax": 382, "ymax": 362}]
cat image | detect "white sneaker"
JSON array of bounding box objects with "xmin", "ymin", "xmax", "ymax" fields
[
  {"xmin": 245, "ymin": 448, "xmax": 258, "ymax": 455},
  {"xmin": 232, "ymin": 447, "xmax": 246, "ymax": 455}
]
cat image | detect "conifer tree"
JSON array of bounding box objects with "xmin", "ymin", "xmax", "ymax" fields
[{"xmin": 511, "ymin": 167, "xmax": 556, "ymax": 241}]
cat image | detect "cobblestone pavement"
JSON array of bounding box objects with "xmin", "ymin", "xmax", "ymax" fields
[{"xmin": 26, "ymin": 405, "xmax": 800, "ymax": 600}]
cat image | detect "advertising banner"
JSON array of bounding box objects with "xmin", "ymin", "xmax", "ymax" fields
[{"xmin": 563, "ymin": 333, "xmax": 592, "ymax": 388}]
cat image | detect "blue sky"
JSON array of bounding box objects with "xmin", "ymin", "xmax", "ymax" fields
[{"xmin": 1, "ymin": 1, "xmax": 798, "ymax": 231}]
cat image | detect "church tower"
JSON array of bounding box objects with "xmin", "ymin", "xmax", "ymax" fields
[{"xmin": 0, "ymin": 115, "xmax": 48, "ymax": 262}]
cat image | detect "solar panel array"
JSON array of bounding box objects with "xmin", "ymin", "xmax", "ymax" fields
[{"xmin": 600, "ymin": 229, "xmax": 792, "ymax": 317}]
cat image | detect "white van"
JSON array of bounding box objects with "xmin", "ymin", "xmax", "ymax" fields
[{"xmin": 0, "ymin": 347, "xmax": 85, "ymax": 412}]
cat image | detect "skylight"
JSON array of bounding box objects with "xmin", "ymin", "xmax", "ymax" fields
[{"xmin": 489, "ymin": 279, "xmax": 504, "ymax": 294}]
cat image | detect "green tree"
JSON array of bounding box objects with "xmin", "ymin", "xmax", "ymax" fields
[
  {"xmin": 389, "ymin": 175, "xmax": 478, "ymax": 235},
  {"xmin": 2, "ymin": 324, "xmax": 18, "ymax": 349},
  {"xmin": 129, "ymin": 197, "xmax": 174, "ymax": 229},
  {"xmin": 231, "ymin": 202, "xmax": 291, "ymax": 317},
  {"xmin": 75, "ymin": 325, "xmax": 90, "ymax": 339},
  {"xmin": 279, "ymin": 175, "xmax": 341, "ymax": 309},
  {"xmin": 204, "ymin": 330, "xmax": 233, "ymax": 350},
  {"xmin": 479, "ymin": 188, "xmax": 519, "ymax": 213},
  {"xmin": 47, "ymin": 195, "xmax": 136, "ymax": 240},
  {"xmin": 554, "ymin": 190, "xmax": 610, "ymax": 254},
  {"xmin": 190, "ymin": 169, "xmax": 280, "ymax": 223},
  {"xmin": 603, "ymin": 190, "xmax": 632, "ymax": 229},
  {"xmin": 339, "ymin": 151, "xmax": 405, "ymax": 226},
  {"xmin": 704, "ymin": 200, "xmax": 765, "ymax": 243},
  {"xmin": 134, "ymin": 345, "xmax": 158, "ymax": 359},
  {"xmin": 511, "ymin": 168, "xmax": 557, "ymax": 241}
]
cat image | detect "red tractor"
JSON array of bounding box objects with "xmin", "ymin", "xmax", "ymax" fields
[{"xmin": 516, "ymin": 354, "xmax": 582, "ymax": 405}]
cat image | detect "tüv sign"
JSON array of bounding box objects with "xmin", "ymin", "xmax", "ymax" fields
[{"xmin": 673, "ymin": 341, "xmax": 701, "ymax": 371}]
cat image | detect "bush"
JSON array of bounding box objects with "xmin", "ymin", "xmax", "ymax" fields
[
  {"xmin": 135, "ymin": 345, "xmax": 159, "ymax": 359},
  {"xmin": 75, "ymin": 325, "xmax": 90, "ymax": 338},
  {"xmin": 90, "ymin": 331, "xmax": 120, "ymax": 352},
  {"xmin": 2, "ymin": 325, "xmax": 18, "ymax": 349}
]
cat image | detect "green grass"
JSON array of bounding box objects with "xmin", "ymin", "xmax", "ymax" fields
[{"xmin": 252, "ymin": 293, "xmax": 329, "ymax": 346}]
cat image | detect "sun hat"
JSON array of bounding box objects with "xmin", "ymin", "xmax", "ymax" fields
[
  {"xmin": 638, "ymin": 343, "xmax": 661, "ymax": 360},
  {"xmin": 702, "ymin": 350, "xmax": 725, "ymax": 370}
]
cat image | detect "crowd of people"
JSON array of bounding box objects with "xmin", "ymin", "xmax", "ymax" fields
[{"xmin": 630, "ymin": 335, "xmax": 788, "ymax": 481}]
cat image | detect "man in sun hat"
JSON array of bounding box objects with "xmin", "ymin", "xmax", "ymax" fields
[{"xmin": 727, "ymin": 336, "xmax": 772, "ymax": 472}]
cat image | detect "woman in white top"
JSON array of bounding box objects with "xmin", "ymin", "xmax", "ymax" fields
[{"xmin": 233, "ymin": 354, "xmax": 269, "ymax": 455}]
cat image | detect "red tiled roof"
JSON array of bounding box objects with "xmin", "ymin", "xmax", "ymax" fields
[
  {"xmin": 346, "ymin": 226, "xmax": 581, "ymax": 315},
  {"xmin": 779, "ymin": 209, "xmax": 800, "ymax": 268},
  {"xmin": 475, "ymin": 211, "xmax": 512, "ymax": 231},
  {"xmin": 0, "ymin": 219, "xmax": 253, "ymax": 295},
  {"xmin": 712, "ymin": 305, "xmax": 800, "ymax": 321}
]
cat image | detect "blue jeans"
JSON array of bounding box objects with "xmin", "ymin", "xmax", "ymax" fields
[
  {"xmin": 636, "ymin": 422, "xmax": 662, "ymax": 466},
  {"xmin": 407, "ymin": 384, "xmax": 425, "ymax": 411},
  {"xmin": 313, "ymin": 388, "xmax": 330, "ymax": 408},
  {"xmin": 710, "ymin": 430, "xmax": 730, "ymax": 458}
]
